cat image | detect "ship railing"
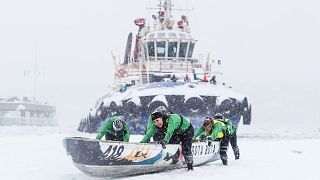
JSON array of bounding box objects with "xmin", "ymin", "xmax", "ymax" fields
[
  {"xmin": 148, "ymin": 57, "xmax": 198, "ymax": 62},
  {"xmin": 144, "ymin": 26, "xmax": 191, "ymax": 35},
  {"xmin": 124, "ymin": 59, "xmax": 203, "ymax": 74},
  {"xmin": 148, "ymin": 61, "xmax": 193, "ymax": 73}
]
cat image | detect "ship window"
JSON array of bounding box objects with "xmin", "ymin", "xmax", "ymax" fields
[
  {"xmin": 179, "ymin": 42, "xmax": 188, "ymax": 58},
  {"xmin": 149, "ymin": 33, "xmax": 155, "ymax": 38},
  {"xmin": 169, "ymin": 33, "xmax": 177, "ymax": 37},
  {"xmin": 156, "ymin": 41, "xmax": 166, "ymax": 57},
  {"xmin": 168, "ymin": 42, "xmax": 177, "ymax": 57},
  {"xmin": 157, "ymin": 33, "xmax": 166, "ymax": 38},
  {"xmin": 179, "ymin": 33, "xmax": 187, "ymax": 38},
  {"xmin": 187, "ymin": 42, "xmax": 195, "ymax": 58},
  {"xmin": 147, "ymin": 42, "xmax": 155, "ymax": 57}
]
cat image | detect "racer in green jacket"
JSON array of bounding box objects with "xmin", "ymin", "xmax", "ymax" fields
[
  {"xmin": 144, "ymin": 106, "xmax": 168, "ymax": 142},
  {"xmin": 194, "ymin": 116, "xmax": 230, "ymax": 165},
  {"xmin": 214, "ymin": 113, "xmax": 240, "ymax": 160},
  {"xmin": 96, "ymin": 116, "xmax": 130, "ymax": 142},
  {"xmin": 141, "ymin": 111, "xmax": 194, "ymax": 171}
]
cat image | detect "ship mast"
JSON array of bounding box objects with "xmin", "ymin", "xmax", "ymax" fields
[
  {"xmin": 160, "ymin": 0, "xmax": 175, "ymax": 30},
  {"xmin": 163, "ymin": 0, "xmax": 172, "ymax": 20}
]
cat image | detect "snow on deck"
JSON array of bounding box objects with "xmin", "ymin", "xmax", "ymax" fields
[{"xmin": 101, "ymin": 82, "xmax": 246, "ymax": 106}]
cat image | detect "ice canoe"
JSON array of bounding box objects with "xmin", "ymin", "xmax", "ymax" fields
[{"xmin": 63, "ymin": 137, "xmax": 220, "ymax": 177}]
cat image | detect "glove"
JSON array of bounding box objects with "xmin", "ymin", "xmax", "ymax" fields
[
  {"xmin": 199, "ymin": 134, "xmax": 206, "ymax": 142},
  {"xmin": 192, "ymin": 137, "xmax": 197, "ymax": 142},
  {"xmin": 158, "ymin": 140, "xmax": 167, "ymax": 149},
  {"xmin": 207, "ymin": 137, "xmax": 212, "ymax": 146}
]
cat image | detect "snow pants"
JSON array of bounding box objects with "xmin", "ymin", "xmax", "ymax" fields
[
  {"xmin": 169, "ymin": 124, "xmax": 194, "ymax": 168},
  {"xmin": 229, "ymin": 131, "xmax": 240, "ymax": 159},
  {"xmin": 219, "ymin": 133, "xmax": 230, "ymax": 165}
]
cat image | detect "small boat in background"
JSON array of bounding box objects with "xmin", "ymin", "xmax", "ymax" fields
[{"xmin": 0, "ymin": 96, "xmax": 57, "ymax": 126}]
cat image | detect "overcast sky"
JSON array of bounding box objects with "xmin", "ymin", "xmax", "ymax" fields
[{"xmin": 1, "ymin": 0, "xmax": 320, "ymax": 128}]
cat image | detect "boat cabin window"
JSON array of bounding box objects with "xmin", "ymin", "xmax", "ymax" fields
[
  {"xmin": 156, "ymin": 41, "xmax": 166, "ymax": 57},
  {"xmin": 179, "ymin": 33, "xmax": 187, "ymax": 38},
  {"xmin": 187, "ymin": 42, "xmax": 195, "ymax": 58},
  {"xmin": 147, "ymin": 42, "xmax": 155, "ymax": 57},
  {"xmin": 168, "ymin": 42, "xmax": 178, "ymax": 57},
  {"xmin": 179, "ymin": 42, "xmax": 188, "ymax": 58},
  {"xmin": 158, "ymin": 33, "xmax": 166, "ymax": 38},
  {"xmin": 169, "ymin": 33, "xmax": 177, "ymax": 38},
  {"xmin": 149, "ymin": 33, "xmax": 155, "ymax": 38}
]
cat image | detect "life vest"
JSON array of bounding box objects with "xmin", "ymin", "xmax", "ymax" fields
[{"xmin": 214, "ymin": 120, "xmax": 226, "ymax": 138}]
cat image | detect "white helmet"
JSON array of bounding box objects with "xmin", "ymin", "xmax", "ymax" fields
[
  {"xmin": 113, "ymin": 116, "xmax": 125, "ymax": 131},
  {"xmin": 153, "ymin": 106, "xmax": 167, "ymax": 114},
  {"xmin": 214, "ymin": 113, "xmax": 225, "ymax": 121}
]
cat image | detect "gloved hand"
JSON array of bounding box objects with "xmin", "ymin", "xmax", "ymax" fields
[
  {"xmin": 207, "ymin": 137, "xmax": 213, "ymax": 146},
  {"xmin": 158, "ymin": 140, "xmax": 167, "ymax": 149},
  {"xmin": 199, "ymin": 134, "xmax": 206, "ymax": 142},
  {"xmin": 192, "ymin": 137, "xmax": 197, "ymax": 142}
]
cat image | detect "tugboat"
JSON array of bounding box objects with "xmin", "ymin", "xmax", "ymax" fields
[
  {"xmin": 78, "ymin": 0, "xmax": 252, "ymax": 134},
  {"xmin": 63, "ymin": 1, "xmax": 252, "ymax": 177}
]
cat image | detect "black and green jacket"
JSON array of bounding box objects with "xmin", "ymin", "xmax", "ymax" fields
[
  {"xmin": 96, "ymin": 116, "xmax": 130, "ymax": 142},
  {"xmin": 146, "ymin": 115, "xmax": 153, "ymax": 132},
  {"xmin": 224, "ymin": 118, "xmax": 236, "ymax": 135},
  {"xmin": 141, "ymin": 114, "xmax": 191, "ymax": 143}
]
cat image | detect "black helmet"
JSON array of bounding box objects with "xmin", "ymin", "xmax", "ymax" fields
[
  {"xmin": 214, "ymin": 113, "xmax": 224, "ymax": 120},
  {"xmin": 151, "ymin": 106, "xmax": 168, "ymax": 120},
  {"xmin": 113, "ymin": 116, "xmax": 125, "ymax": 131},
  {"xmin": 151, "ymin": 111, "xmax": 162, "ymax": 120}
]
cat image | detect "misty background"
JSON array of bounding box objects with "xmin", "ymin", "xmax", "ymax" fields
[{"xmin": 1, "ymin": 0, "xmax": 319, "ymax": 131}]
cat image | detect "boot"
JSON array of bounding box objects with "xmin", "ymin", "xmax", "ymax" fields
[
  {"xmin": 220, "ymin": 150, "xmax": 228, "ymax": 165},
  {"xmin": 187, "ymin": 163, "xmax": 193, "ymax": 171},
  {"xmin": 233, "ymin": 147, "xmax": 240, "ymax": 160},
  {"xmin": 222, "ymin": 159, "xmax": 228, "ymax": 165},
  {"xmin": 185, "ymin": 155, "xmax": 194, "ymax": 171},
  {"xmin": 171, "ymin": 153, "xmax": 179, "ymax": 164},
  {"xmin": 235, "ymin": 154, "xmax": 240, "ymax": 160}
]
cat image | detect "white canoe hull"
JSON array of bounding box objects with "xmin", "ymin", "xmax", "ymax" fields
[{"xmin": 63, "ymin": 137, "xmax": 220, "ymax": 177}]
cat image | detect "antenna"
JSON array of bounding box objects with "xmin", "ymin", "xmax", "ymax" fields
[
  {"xmin": 146, "ymin": 0, "xmax": 193, "ymax": 31},
  {"xmin": 110, "ymin": 51, "xmax": 117, "ymax": 69},
  {"xmin": 33, "ymin": 42, "xmax": 38, "ymax": 102}
]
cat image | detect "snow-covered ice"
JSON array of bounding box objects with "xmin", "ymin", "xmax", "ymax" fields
[
  {"xmin": 1, "ymin": 0, "xmax": 320, "ymax": 179},
  {"xmin": 0, "ymin": 125, "xmax": 319, "ymax": 180}
]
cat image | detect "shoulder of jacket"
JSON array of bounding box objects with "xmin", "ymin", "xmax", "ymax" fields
[{"xmin": 214, "ymin": 120, "xmax": 225, "ymax": 125}]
